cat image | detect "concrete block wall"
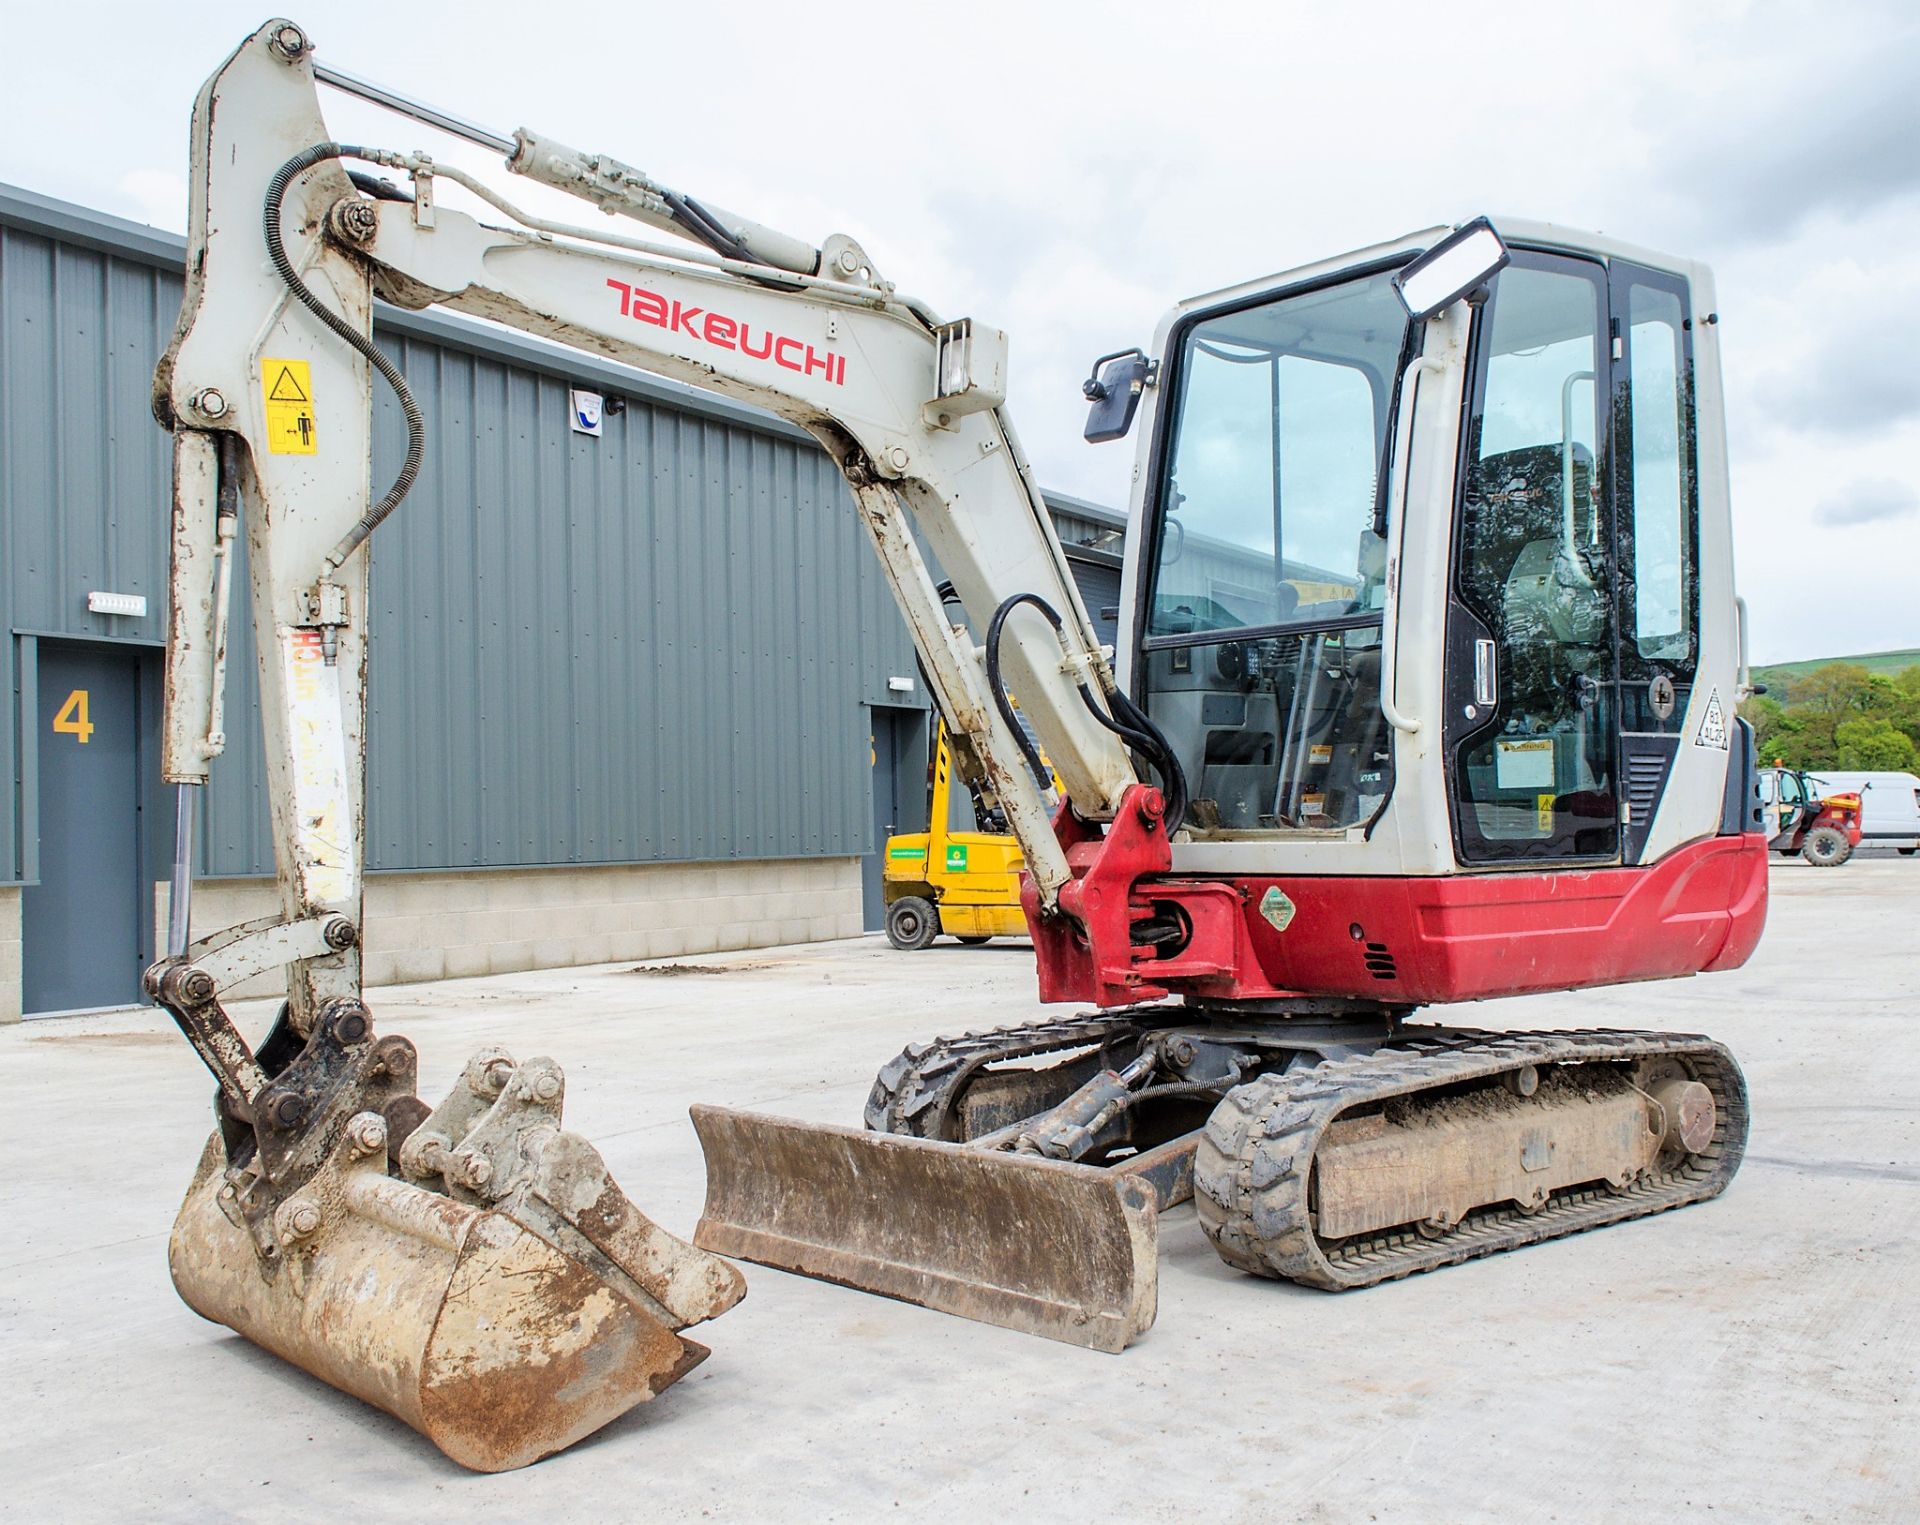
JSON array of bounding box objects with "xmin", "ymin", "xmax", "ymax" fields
[
  {"xmin": 0, "ymin": 887, "xmax": 19, "ymax": 1023},
  {"xmin": 152, "ymin": 857, "xmax": 866, "ymax": 1001}
]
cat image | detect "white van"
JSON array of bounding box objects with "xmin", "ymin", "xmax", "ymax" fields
[{"xmin": 1805, "ymin": 772, "xmax": 1920, "ymax": 854}]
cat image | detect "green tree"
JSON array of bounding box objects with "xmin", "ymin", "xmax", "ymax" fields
[
  {"xmin": 1862, "ymin": 674, "xmax": 1904, "ymax": 720},
  {"xmin": 1743, "ymin": 694, "xmax": 1793, "ymax": 764},
  {"xmin": 1744, "ymin": 660, "xmax": 1920, "ymax": 771},
  {"xmin": 1786, "ymin": 662, "xmax": 1875, "ymax": 756},
  {"xmin": 1834, "ymin": 717, "xmax": 1917, "ymax": 772},
  {"xmin": 1764, "ymin": 713, "xmax": 1829, "ymax": 771},
  {"xmin": 1890, "ymin": 667, "xmax": 1920, "ymax": 750}
]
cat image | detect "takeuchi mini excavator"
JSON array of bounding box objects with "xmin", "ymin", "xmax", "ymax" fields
[{"xmin": 153, "ymin": 19, "xmax": 1768, "ymax": 1468}]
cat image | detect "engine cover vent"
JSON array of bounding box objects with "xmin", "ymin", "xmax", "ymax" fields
[{"xmin": 1627, "ymin": 752, "xmax": 1668, "ymax": 818}]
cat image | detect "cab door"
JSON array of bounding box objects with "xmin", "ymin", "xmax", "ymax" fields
[
  {"xmin": 1442, "ymin": 250, "xmax": 1704, "ymax": 868},
  {"xmin": 1444, "ymin": 251, "xmax": 1621, "ymax": 864}
]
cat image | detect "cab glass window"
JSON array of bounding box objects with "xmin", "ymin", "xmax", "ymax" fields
[
  {"xmin": 1148, "ymin": 271, "xmax": 1408, "ymax": 638},
  {"xmin": 1622, "ymin": 281, "xmax": 1697, "ymax": 664}
]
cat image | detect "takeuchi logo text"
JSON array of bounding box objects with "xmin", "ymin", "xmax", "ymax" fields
[{"xmin": 606, "ymin": 280, "xmax": 846, "ymax": 386}]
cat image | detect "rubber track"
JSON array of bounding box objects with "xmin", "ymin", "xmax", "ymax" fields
[
  {"xmin": 1192, "ymin": 1028, "xmax": 1749, "ymax": 1289},
  {"xmin": 864, "ymin": 1009, "xmax": 1173, "ymax": 1139}
]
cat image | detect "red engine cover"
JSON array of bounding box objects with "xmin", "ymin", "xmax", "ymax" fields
[{"xmin": 1025, "ymin": 793, "xmax": 1769, "ymax": 1010}]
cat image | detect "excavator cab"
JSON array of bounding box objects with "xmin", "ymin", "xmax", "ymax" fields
[
  {"xmin": 1125, "ymin": 230, "xmax": 1759, "ymax": 937},
  {"xmin": 698, "ymin": 223, "xmax": 1765, "ymax": 1345}
]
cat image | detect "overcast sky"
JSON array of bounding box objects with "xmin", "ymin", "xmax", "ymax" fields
[{"xmin": 3, "ymin": 0, "xmax": 1915, "ymax": 663}]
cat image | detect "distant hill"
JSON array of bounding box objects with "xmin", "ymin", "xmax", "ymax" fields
[{"xmin": 1754, "ymin": 649, "xmax": 1920, "ymax": 687}]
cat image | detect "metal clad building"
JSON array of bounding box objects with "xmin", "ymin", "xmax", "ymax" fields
[
  {"xmin": 1041, "ymin": 491, "xmax": 1127, "ymax": 651},
  {"xmin": 0, "ymin": 185, "xmax": 1124, "ymax": 1019}
]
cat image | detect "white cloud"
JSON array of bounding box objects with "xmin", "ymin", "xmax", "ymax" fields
[
  {"xmin": 1, "ymin": 0, "xmax": 1915, "ymax": 664},
  {"xmin": 1815, "ymin": 478, "xmax": 1919, "ymax": 527}
]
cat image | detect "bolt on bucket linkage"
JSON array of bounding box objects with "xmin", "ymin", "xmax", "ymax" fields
[{"xmin": 151, "ymin": 941, "xmax": 743, "ymax": 1472}]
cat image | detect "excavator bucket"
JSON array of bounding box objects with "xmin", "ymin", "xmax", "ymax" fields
[
  {"xmin": 691, "ymin": 1105, "xmax": 1158, "ymax": 1353},
  {"xmin": 168, "ymin": 1043, "xmax": 744, "ymax": 1472}
]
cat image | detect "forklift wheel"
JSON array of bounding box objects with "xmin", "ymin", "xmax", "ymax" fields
[
  {"xmin": 956, "ymin": 935, "xmax": 993, "ymax": 946},
  {"xmin": 885, "ymin": 896, "xmax": 940, "ymax": 951},
  {"xmin": 1802, "ymin": 826, "xmax": 1854, "ymax": 867}
]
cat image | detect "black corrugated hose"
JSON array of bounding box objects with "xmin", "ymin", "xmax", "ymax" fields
[
  {"xmin": 263, "ymin": 143, "xmax": 425, "ymax": 571},
  {"xmin": 984, "ymin": 592, "xmax": 1188, "ymax": 833}
]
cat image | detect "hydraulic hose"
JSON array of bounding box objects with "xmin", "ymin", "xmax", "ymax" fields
[
  {"xmin": 660, "ymin": 190, "xmax": 756, "ymax": 265},
  {"xmin": 983, "ymin": 593, "xmax": 1189, "ymax": 834},
  {"xmin": 1081, "ymin": 679, "xmax": 1189, "ymax": 835},
  {"xmin": 984, "ymin": 593, "xmax": 1070, "ymax": 787},
  {"xmin": 264, "ymin": 143, "xmax": 425, "ymax": 571}
]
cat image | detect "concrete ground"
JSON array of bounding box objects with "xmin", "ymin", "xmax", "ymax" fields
[{"xmin": 3, "ymin": 859, "xmax": 1915, "ymax": 1522}]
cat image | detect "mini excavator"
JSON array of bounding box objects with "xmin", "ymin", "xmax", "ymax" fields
[{"xmin": 150, "ymin": 18, "xmax": 1765, "ymax": 1469}]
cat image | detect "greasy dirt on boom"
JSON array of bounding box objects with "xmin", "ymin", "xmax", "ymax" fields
[{"xmin": 1194, "ymin": 1029, "xmax": 1749, "ymax": 1289}]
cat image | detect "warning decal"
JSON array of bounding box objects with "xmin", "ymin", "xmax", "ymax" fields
[
  {"xmin": 1694, "ymin": 687, "xmax": 1729, "ymax": 750},
  {"xmin": 262, "ymin": 358, "xmax": 317, "ymax": 454},
  {"xmin": 1259, "ymin": 886, "xmax": 1296, "ymax": 933}
]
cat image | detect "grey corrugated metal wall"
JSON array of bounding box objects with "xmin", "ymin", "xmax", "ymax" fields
[
  {"xmin": 1, "ymin": 189, "xmax": 913, "ymax": 880},
  {"xmin": 1045, "ymin": 492, "xmax": 1128, "ymax": 649},
  {"xmin": 1, "ymin": 204, "xmax": 179, "ymax": 886},
  {"xmin": 2, "ymin": 185, "xmax": 1120, "ymax": 884},
  {"xmin": 361, "ymin": 336, "xmax": 892, "ymax": 871}
]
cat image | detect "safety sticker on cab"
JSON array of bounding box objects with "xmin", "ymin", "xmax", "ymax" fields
[
  {"xmin": 1259, "ymin": 886, "xmax": 1296, "ymax": 933},
  {"xmin": 262, "ymin": 358, "xmax": 317, "ymax": 454},
  {"xmin": 1694, "ymin": 687, "xmax": 1729, "ymax": 750}
]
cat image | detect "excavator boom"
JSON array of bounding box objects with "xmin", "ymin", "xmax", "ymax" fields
[{"xmin": 152, "ymin": 16, "xmax": 1166, "ymax": 1464}]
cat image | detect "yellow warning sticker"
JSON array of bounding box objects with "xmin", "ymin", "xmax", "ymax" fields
[
  {"xmin": 262, "ymin": 358, "xmax": 317, "ymax": 454},
  {"xmin": 1536, "ymin": 792, "xmax": 1556, "ymax": 832}
]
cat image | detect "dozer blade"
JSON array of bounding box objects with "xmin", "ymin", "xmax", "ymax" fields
[
  {"xmin": 170, "ymin": 1048, "xmax": 745, "ymax": 1473},
  {"xmin": 690, "ymin": 1104, "xmax": 1157, "ymax": 1353}
]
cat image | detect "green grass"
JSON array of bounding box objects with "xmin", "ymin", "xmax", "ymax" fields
[{"xmin": 1753, "ymin": 649, "xmax": 1920, "ymax": 687}]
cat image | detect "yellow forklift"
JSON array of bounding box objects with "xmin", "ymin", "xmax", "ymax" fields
[{"xmin": 883, "ymin": 718, "xmax": 1034, "ymax": 949}]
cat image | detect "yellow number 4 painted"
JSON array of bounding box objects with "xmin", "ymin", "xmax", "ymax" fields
[{"xmin": 53, "ymin": 688, "xmax": 93, "ymax": 744}]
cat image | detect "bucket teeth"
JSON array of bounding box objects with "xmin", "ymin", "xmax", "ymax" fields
[{"xmin": 170, "ymin": 1042, "xmax": 743, "ymax": 1472}]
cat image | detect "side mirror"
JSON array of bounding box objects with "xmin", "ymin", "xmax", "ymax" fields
[
  {"xmin": 1082, "ymin": 348, "xmax": 1157, "ymax": 443},
  {"xmin": 1392, "ymin": 217, "xmax": 1510, "ymax": 320}
]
